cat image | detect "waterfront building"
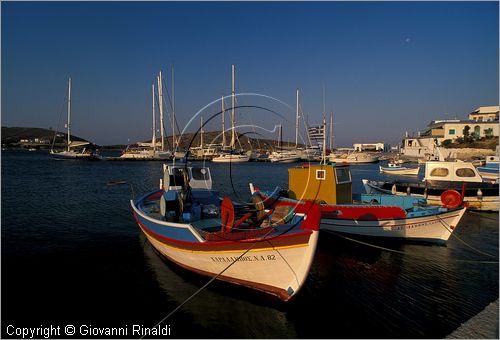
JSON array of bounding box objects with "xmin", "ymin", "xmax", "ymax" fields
[
  {"xmin": 400, "ymin": 105, "xmax": 499, "ymax": 159},
  {"xmin": 353, "ymin": 143, "xmax": 388, "ymax": 152}
]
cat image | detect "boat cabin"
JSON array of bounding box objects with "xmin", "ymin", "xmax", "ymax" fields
[
  {"xmin": 424, "ymin": 161, "xmax": 484, "ymax": 183},
  {"xmin": 161, "ymin": 164, "xmax": 213, "ymax": 191},
  {"xmin": 159, "ymin": 164, "xmax": 219, "ymax": 222},
  {"xmin": 288, "ymin": 163, "xmax": 352, "ymax": 204}
]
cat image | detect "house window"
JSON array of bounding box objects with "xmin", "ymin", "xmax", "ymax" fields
[
  {"xmin": 335, "ymin": 168, "xmax": 351, "ymax": 184},
  {"xmin": 430, "ymin": 168, "xmax": 449, "ymax": 177},
  {"xmin": 456, "ymin": 168, "xmax": 476, "ymax": 177},
  {"xmin": 316, "ymin": 170, "xmax": 326, "ymax": 180},
  {"xmin": 449, "ymin": 129, "xmax": 455, "ymax": 135},
  {"xmin": 474, "ymin": 126, "xmax": 481, "ymax": 138}
]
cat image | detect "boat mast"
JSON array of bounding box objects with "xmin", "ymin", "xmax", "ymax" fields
[
  {"xmin": 279, "ymin": 124, "xmax": 283, "ymax": 152},
  {"xmin": 152, "ymin": 83, "xmax": 156, "ymax": 153},
  {"xmin": 171, "ymin": 65, "xmax": 176, "ymax": 150},
  {"xmin": 321, "ymin": 85, "xmax": 326, "ymax": 164},
  {"xmin": 200, "ymin": 116, "xmax": 204, "ymax": 148},
  {"xmin": 157, "ymin": 71, "xmax": 165, "ymax": 152},
  {"xmin": 295, "ymin": 89, "xmax": 299, "ymax": 148},
  {"xmin": 329, "ymin": 110, "xmax": 333, "ymax": 151},
  {"xmin": 67, "ymin": 77, "xmax": 71, "ymax": 152},
  {"xmin": 230, "ymin": 64, "xmax": 236, "ymax": 149},
  {"xmin": 221, "ymin": 95, "xmax": 226, "ymax": 148}
]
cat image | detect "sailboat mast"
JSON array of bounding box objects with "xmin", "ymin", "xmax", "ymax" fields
[
  {"xmin": 152, "ymin": 83, "xmax": 156, "ymax": 153},
  {"xmin": 157, "ymin": 71, "xmax": 165, "ymax": 151},
  {"xmin": 230, "ymin": 64, "xmax": 236, "ymax": 149},
  {"xmin": 295, "ymin": 89, "xmax": 299, "ymax": 148},
  {"xmin": 200, "ymin": 116, "xmax": 204, "ymax": 148},
  {"xmin": 171, "ymin": 66, "xmax": 176, "ymax": 149},
  {"xmin": 279, "ymin": 124, "xmax": 283, "ymax": 151},
  {"xmin": 67, "ymin": 77, "xmax": 71, "ymax": 152},
  {"xmin": 329, "ymin": 111, "xmax": 333, "ymax": 151},
  {"xmin": 322, "ymin": 85, "xmax": 326, "ymax": 164},
  {"xmin": 221, "ymin": 95, "xmax": 226, "ymax": 147}
]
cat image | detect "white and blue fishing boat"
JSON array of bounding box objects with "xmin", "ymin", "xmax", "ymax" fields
[
  {"xmin": 379, "ymin": 162, "xmax": 419, "ymax": 176},
  {"xmin": 476, "ymin": 155, "xmax": 499, "ymax": 181},
  {"xmin": 251, "ymin": 163, "xmax": 467, "ymax": 244},
  {"xmin": 130, "ymin": 163, "xmax": 321, "ymax": 301},
  {"xmin": 364, "ymin": 160, "xmax": 498, "ymax": 211}
]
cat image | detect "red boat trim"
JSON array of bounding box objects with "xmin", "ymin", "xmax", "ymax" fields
[
  {"xmin": 321, "ymin": 211, "xmax": 463, "ymax": 228},
  {"xmin": 133, "ymin": 211, "xmax": 313, "ymax": 252}
]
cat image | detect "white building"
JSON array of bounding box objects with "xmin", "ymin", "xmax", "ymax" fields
[
  {"xmin": 401, "ymin": 105, "xmax": 499, "ymax": 159},
  {"xmin": 353, "ymin": 143, "xmax": 388, "ymax": 152}
]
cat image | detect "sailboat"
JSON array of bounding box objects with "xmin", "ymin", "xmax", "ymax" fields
[
  {"xmin": 269, "ymin": 124, "xmax": 301, "ymax": 163},
  {"xmin": 212, "ymin": 65, "xmax": 250, "ymax": 163},
  {"xmin": 119, "ymin": 78, "xmax": 171, "ymax": 160},
  {"xmin": 50, "ymin": 78, "xmax": 101, "ymax": 160}
]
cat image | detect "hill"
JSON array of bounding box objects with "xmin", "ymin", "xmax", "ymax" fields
[
  {"xmin": 2, "ymin": 126, "xmax": 91, "ymax": 148},
  {"xmin": 121, "ymin": 130, "xmax": 305, "ymax": 152}
]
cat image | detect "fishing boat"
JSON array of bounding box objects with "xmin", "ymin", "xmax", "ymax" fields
[
  {"xmin": 476, "ymin": 155, "xmax": 499, "ymax": 181},
  {"xmin": 269, "ymin": 151, "xmax": 301, "ymax": 163},
  {"xmin": 379, "ymin": 163, "xmax": 420, "ymax": 176},
  {"xmin": 50, "ymin": 78, "xmax": 101, "ymax": 160},
  {"xmin": 251, "ymin": 163, "xmax": 467, "ymax": 243},
  {"xmin": 329, "ymin": 151, "xmax": 379, "ymax": 164},
  {"xmin": 131, "ymin": 163, "xmax": 321, "ymax": 301},
  {"xmin": 363, "ymin": 160, "xmax": 498, "ymax": 211}
]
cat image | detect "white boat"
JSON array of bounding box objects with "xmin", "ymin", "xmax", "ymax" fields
[
  {"xmin": 212, "ymin": 153, "xmax": 250, "ymax": 163},
  {"xmin": 363, "ymin": 160, "xmax": 499, "ymax": 211},
  {"xmin": 329, "ymin": 152, "xmax": 379, "ymax": 164},
  {"xmin": 269, "ymin": 150, "xmax": 301, "ymax": 163},
  {"xmin": 379, "ymin": 163, "xmax": 420, "ymax": 175},
  {"xmin": 211, "ymin": 65, "xmax": 249, "ymax": 163},
  {"xmin": 252, "ymin": 163, "xmax": 466, "ymax": 244},
  {"xmin": 131, "ymin": 163, "xmax": 321, "ymax": 301},
  {"xmin": 120, "ymin": 72, "xmax": 172, "ymax": 161},
  {"xmin": 476, "ymin": 155, "xmax": 499, "ymax": 181},
  {"xmin": 50, "ymin": 78, "xmax": 101, "ymax": 160}
]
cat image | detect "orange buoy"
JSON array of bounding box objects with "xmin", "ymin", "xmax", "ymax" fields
[
  {"xmin": 220, "ymin": 196, "xmax": 235, "ymax": 233},
  {"xmin": 440, "ymin": 189, "xmax": 463, "ymax": 208}
]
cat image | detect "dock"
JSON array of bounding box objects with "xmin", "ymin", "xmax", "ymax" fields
[{"xmin": 446, "ymin": 299, "xmax": 499, "ymax": 339}]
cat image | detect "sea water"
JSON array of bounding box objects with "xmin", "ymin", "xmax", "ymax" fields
[{"xmin": 2, "ymin": 150, "xmax": 498, "ymax": 338}]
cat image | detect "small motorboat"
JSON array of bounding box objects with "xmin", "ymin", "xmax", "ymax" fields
[
  {"xmin": 364, "ymin": 161, "xmax": 498, "ymax": 211},
  {"xmin": 251, "ymin": 163, "xmax": 467, "ymax": 244},
  {"xmin": 131, "ymin": 163, "xmax": 321, "ymax": 301},
  {"xmin": 476, "ymin": 155, "xmax": 499, "ymax": 181},
  {"xmin": 379, "ymin": 163, "xmax": 420, "ymax": 176}
]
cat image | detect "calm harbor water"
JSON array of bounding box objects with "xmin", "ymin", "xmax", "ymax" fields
[{"xmin": 2, "ymin": 150, "xmax": 498, "ymax": 338}]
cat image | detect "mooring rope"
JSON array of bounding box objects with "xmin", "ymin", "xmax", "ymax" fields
[{"xmin": 327, "ymin": 231, "xmax": 498, "ymax": 264}]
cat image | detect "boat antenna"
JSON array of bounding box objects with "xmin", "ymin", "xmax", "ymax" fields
[
  {"xmin": 295, "ymin": 88, "xmax": 299, "ymax": 148},
  {"xmin": 321, "ymin": 84, "xmax": 326, "ymax": 164}
]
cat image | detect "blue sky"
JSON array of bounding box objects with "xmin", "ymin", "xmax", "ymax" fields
[{"xmin": 2, "ymin": 1, "xmax": 498, "ymax": 146}]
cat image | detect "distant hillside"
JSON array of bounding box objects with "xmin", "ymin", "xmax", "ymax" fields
[
  {"xmin": 2, "ymin": 126, "xmax": 91, "ymax": 147},
  {"xmin": 119, "ymin": 130, "xmax": 305, "ymax": 151}
]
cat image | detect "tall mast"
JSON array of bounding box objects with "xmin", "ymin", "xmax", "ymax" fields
[
  {"xmin": 322, "ymin": 85, "xmax": 326, "ymax": 164},
  {"xmin": 151, "ymin": 83, "xmax": 156, "ymax": 153},
  {"xmin": 279, "ymin": 124, "xmax": 283, "ymax": 151},
  {"xmin": 329, "ymin": 110, "xmax": 333, "ymax": 151},
  {"xmin": 221, "ymin": 95, "xmax": 226, "ymax": 147},
  {"xmin": 230, "ymin": 64, "xmax": 236, "ymax": 149},
  {"xmin": 295, "ymin": 89, "xmax": 299, "ymax": 148},
  {"xmin": 200, "ymin": 116, "xmax": 204, "ymax": 148},
  {"xmin": 171, "ymin": 66, "xmax": 176, "ymax": 149},
  {"xmin": 67, "ymin": 77, "xmax": 71, "ymax": 152},
  {"xmin": 157, "ymin": 71, "xmax": 165, "ymax": 151}
]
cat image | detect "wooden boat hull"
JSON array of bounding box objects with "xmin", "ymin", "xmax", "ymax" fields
[
  {"xmin": 362, "ymin": 179, "xmax": 499, "ymax": 212},
  {"xmin": 130, "ymin": 193, "xmax": 319, "ymax": 301},
  {"xmin": 320, "ymin": 206, "xmax": 466, "ymax": 243},
  {"xmin": 379, "ymin": 165, "xmax": 419, "ymax": 175}
]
